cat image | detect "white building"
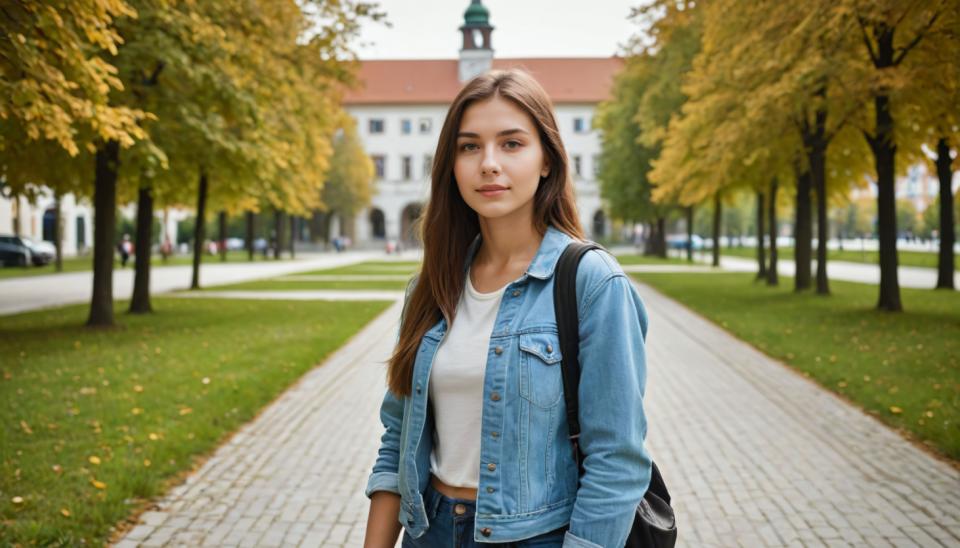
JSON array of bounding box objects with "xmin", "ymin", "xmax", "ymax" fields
[{"xmin": 341, "ymin": 0, "xmax": 621, "ymax": 247}]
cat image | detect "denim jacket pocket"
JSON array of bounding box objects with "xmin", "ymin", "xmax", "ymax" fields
[{"xmin": 518, "ymin": 332, "xmax": 563, "ymax": 408}]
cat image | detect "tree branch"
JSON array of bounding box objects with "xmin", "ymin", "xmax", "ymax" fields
[
  {"xmin": 855, "ymin": 12, "xmax": 880, "ymax": 65},
  {"xmin": 892, "ymin": 5, "xmax": 942, "ymax": 65}
]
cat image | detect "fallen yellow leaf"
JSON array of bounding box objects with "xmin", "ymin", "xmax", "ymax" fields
[
  {"xmin": 60, "ymin": 508, "xmax": 71, "ymax": 517},
  {"xmin": 148, "ymin": 433, "xmax": 159, "ymax": 441},
  {"xmin": 131, "ymin": 407, "xmax": 144, "ymax": 415},
  {"xmin": 52, "ymin": 464, "xmax": 63, "ymax": 474},
  {"xmin": 179, "ymin": 407, "xmax": 193, "ymax": 416},
  {"xmin": 925, "ymin": 411, "xmax": 934, "ymax": 418},
  {"xmin": 90, "ymin": 480, "xmax": 106, "ymax": 490},
  {"xmin": 12, "ymin": 496, "xmax": 24, "ymax": 504},
  {"xmin": 88, "ymin": 456, "xmax": 101, "ymax": 465},
  {"xmin": 889, "ymin": 406, "xmax": 903, "ymax": 415},
  {"xmin": 133, "ymin": 385, "xmax": 144, "ymax": 393},
  {"xmin": 143, "ymin": 459, "xmax": 151, "ymax": 467},
  {"xmin": 20, "ymin": 420, "xmax": 33, "ymax": 435}
]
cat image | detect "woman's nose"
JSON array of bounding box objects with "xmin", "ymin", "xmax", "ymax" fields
[{"xmin": 480, "ymin": 146, "xmax": 501, "ymax": 175}]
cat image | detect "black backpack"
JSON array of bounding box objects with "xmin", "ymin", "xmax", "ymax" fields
[{"xmin": 553, "ymin": 241, "xmax": 677, "ymax": 548}]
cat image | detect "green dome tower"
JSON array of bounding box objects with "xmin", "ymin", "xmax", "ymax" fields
[{"xmin": 458, "ymin": 0, "xmax": 495, "ymax": 82}]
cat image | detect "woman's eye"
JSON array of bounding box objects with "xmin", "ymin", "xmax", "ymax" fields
[
  {"xmin": 504, "ymin": 141, "xmax": 521, "ymax": 149},
  {"xmin": 459, "ymin": 143, "xmax": 478, "ymax": 152}
]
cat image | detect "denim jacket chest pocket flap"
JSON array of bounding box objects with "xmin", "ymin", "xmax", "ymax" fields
[{"xmin": 518, "ymin": 332, "xmax": 564, "ymax": 408}]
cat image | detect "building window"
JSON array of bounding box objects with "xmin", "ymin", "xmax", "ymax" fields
[
  {"xmin": 372, "ymin": 155, "xmax": 386, "ymax": 179},
  {"xmin": 402, "ymin": 156, "xmax": 413, "ymax": 180},
  {"xmin": 369, "ymin": 119, "xmax": 385, "ymax": 134},
  {"xmin": 419, "ymin": 118, "xmax": 432, "ymax": 134},
  {"xmin": 401, "ymin": 119, "xmax": 412, "ymax": 135},
  {"xmin": 573, "ymin": 117, "xmax": 586, "ymax": 133},
  {"xmin": 592, "ymin": 154, "xmax": 602, "ymax": 177},
  {"xmin": 423, "ymin": 154, "xmax": 433, "ymax": 177},
  {"xmin": 573, "ymin": 155, "xmax": 582, "ymax": 178}
]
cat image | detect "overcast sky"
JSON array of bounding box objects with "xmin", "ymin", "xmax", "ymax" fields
[{"xmin": 352, "ymin": 0, "xmax": 644, "ymax": 59}]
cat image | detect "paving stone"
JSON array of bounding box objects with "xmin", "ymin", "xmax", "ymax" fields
[{"xmin": 110, "ymin": 282, "xmax": 960, "ymax": 547}]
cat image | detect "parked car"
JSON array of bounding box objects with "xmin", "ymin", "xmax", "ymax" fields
[{"xmin": 0, "ymin": 235, "xmax": 54, "ymax": 266}]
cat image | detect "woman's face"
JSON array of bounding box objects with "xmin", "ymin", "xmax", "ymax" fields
[{"xmin": 454, "ymin": 94, "xmax": 550, "ymax": 223}]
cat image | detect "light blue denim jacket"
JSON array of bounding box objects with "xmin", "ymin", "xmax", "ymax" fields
[{"xmin": 366, "ymin": 226, "xmax": 651, "ymax": 548}]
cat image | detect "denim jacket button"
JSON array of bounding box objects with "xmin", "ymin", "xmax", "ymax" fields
[
  {"xmin": 546, "ymin": 344, "xmax": 553, "ymax": 354},
  {"xmin": 494, "ymin": 346, "xmax": 503, "ymax": 355},
  {"xmin": 512, "ymin": 289, "xmax": 521, "ymax": 297},
  {"xmin": 481, "ymin": 528, "xmax": 492, "ymax": 537},
  {"xmin": 487, "ymin": 462, "xmax": 496, "ymax": 471},
  {"xmin": 415, "ymin": 383, "xmax": 422, "ymax": 394},
  {"xmin": 490, "ymin": 392, "xmax": 500, "ymax": 402}
]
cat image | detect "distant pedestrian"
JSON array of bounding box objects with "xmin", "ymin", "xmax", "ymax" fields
[{"xmin": 117, "ymin": 234, "xmax": 132, "ymax": 267}]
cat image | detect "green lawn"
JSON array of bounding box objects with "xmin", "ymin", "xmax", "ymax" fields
[
  {"xmin": 207, "ymin": 260, "xmax": 421, "ymax": 292},
  {"xmin": 632, "ymin": 271, "xmax": 960, "ymax": 462},
  {"xmin": 0, "ymin": 251, "xmax": 289, "ymax": 280},
  {"xmin": 0, "ymin": 297, "xmax": 391, "ymax": 546},
  {"xmin": 720, "ymin": 245, "xmax": 959, "ymax": 269},
  {"xmin": 612, "ymin": 254, "xmax": 695, "ymax": 266}
]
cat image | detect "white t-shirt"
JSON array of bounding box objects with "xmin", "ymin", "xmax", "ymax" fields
[{"xmin": 428, "ymin": 269, "xmax": 506, "ymax": 488}]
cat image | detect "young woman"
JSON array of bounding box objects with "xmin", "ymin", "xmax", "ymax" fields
[{"xmin": 364, "ymin": 69, "xmax": 651, "ymax": 548}]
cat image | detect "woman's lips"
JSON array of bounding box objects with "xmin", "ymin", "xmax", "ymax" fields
[{"xmin": 478, "ymin": 186, "xmax": 507, "ymax": 197}]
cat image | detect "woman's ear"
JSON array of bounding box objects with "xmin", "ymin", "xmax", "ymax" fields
[{"xmin": 540, "ymin": 164, "xmax": 550, "ymax": 178}]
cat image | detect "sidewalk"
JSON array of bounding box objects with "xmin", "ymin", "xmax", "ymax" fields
[
  {"xmin": 113, "ymin": 280, "xmax": 960, "ymax": 547},
  {"xmin": 0, "ymin": 251, "xmax": 409, "ymax": 316},
  {"xmin": 707, "ymin": 255, "xmax": 958, "ymax": 289}
]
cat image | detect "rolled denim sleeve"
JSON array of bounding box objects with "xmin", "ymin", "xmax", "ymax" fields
[
  {"xmin": 564, "ymin": 273, "xmax": 651, "ymax": 548},
  {"xmin": 364, "ymin": 388, "xmax": 404, "ymax": 498}
]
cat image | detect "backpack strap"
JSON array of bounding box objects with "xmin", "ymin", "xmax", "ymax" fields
[
  {"xmin": 554, "ymin": 241, "xmax": 672, "ymax": 505},
  {"xmin": 553, "ymin": 241, "xmax": 604, "ymax": 466}
]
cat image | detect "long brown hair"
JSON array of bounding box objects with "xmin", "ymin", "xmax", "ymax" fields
[{"xmin": 387, "ymin": 69, "xmax": 584, "ymax": 396}]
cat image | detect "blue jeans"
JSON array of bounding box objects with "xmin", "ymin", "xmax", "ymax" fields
[{"xmin": 401, "ymin": 484, "xmax": 568, "ymax": 547}]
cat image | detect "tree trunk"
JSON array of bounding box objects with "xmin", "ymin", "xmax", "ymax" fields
[
  {"xmin": 686, "ymin": 206, "xmax": 694, "ymax": 263},
  {"xmin": 53, "ymin": 191, "xmax": 63, "ymax": 272},
  {"xmin": 130, "ymin": 185, "xmax": 154, "ymax": 314},
  {"xmin": 273, "ymin": 208, "xmax": 283, "ymax": 260},
  {"xmin": 809, "ymin": 124, "xmax": 830, "ymax": 295},
  {"xmin": 190, "ymin": 170, "xmax": 208, "ymax": 290},
  {"xmin": 11, "ymin": 192, "xmax": 21, "ymax": 236},
  {"xmin": 289, "ymin": 214, "xmax": 296, "ymax": 259},
  {"xmin": 654, "ymin": 216, "xmax": 667, "ymax": 258},
  {"xmin": 794, "ymin": 163, "xmax": 813, "ymax": 291},
  {"xmin": 935, "ymin": 137, "xmax": 955, "ymax": 290},
  {"xmin": 756, "ymin": 190, "xmax": 767, "ymax": 280},
  {"xmin": 218, "ymin": 210, "xmax": 227, "ymax": 262},
  {"xmin": 246, "ymin": 210, "xmax": 255, "ymax": 261},
  {"xmin": 767, "ymin": 177, "xmax": 779, "ymax": 286},
  {"xmin": 87, "ymin": 140, "xmax": 119, "ymax": 327},
  {"xmin": 866, "ymin": 25, "xmax": 902, "ymax": 311},
  {"xmin": 712, "ymin": 193, "xmax": 722, "ymax": 267}
]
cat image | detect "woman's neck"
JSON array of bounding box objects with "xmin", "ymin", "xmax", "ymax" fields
[{"xmin": 474, "ymin": 213, "xmax": 542, "ymax": 272}]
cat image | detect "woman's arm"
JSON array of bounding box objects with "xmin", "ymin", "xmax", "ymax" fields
[
  {"xmin": 364, "ymin": 491, "xmax": 402, "ymax": 547},
  {"xmin": 564, "ymin": 269, "xmax": 652, "ymax": 548}
]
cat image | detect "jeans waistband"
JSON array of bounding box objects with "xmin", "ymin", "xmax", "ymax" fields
[{"xmin": 425, "ymin": 482, "xmax": 476, "ymax": 519}]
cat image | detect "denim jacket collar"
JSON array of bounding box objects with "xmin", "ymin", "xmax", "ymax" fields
[{"xmin": 462, "ymin": 225, "xmax": 573, "ymax": 281}]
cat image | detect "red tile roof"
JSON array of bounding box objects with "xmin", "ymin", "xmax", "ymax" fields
[{"xmin": 343, "ymin": 57, "xmax": 624, "ymax": 105}]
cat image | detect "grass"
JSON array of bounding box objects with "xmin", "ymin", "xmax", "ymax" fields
[
  {"xmin": 614, "ymin": 254, "xmax": 695, "ymax": 266},
  {"xmin": 0, "ymin": 251, "xmax": 291, "ymax": 280},
  {"xmin": 0, "ymin": 297, "xmax": 392, "ymax": 546},
  {"xmin": 719, "ymin": 245, "xmax": 959, "ymax": 269},
  {"xmin": 631, "ymin": 271, "xmax": 960, "ymax": 462},
  {"xmin": 207, "ymin": 260, "xmax": 421, "ymax": 292}
]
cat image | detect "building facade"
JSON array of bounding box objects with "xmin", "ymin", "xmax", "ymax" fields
[{"xmin": 341, "ymin": 0, "xmax": 620, "ymax": 247}]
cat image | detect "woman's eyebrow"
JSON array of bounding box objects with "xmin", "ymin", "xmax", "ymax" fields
[{"xmin": 457, "ymin": 128, "xmax": 530, "ymax": 138}]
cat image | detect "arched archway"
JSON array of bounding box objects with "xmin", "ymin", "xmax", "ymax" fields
[
  {"xmin": 400, "ymin": 203, "xmax": 423, "ymax": 247},
  {"xmin": 592, "ymin": 209, "xmax": 607, "ymax": 239},
  {"xmin": 368, "ymin": 208, "xmax": 386, "ymax": 239}
]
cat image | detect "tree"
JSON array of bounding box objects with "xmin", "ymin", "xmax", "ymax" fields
[{"xmin": 849, "ymin": 0, "xmax": 954, "ymax": 310}]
